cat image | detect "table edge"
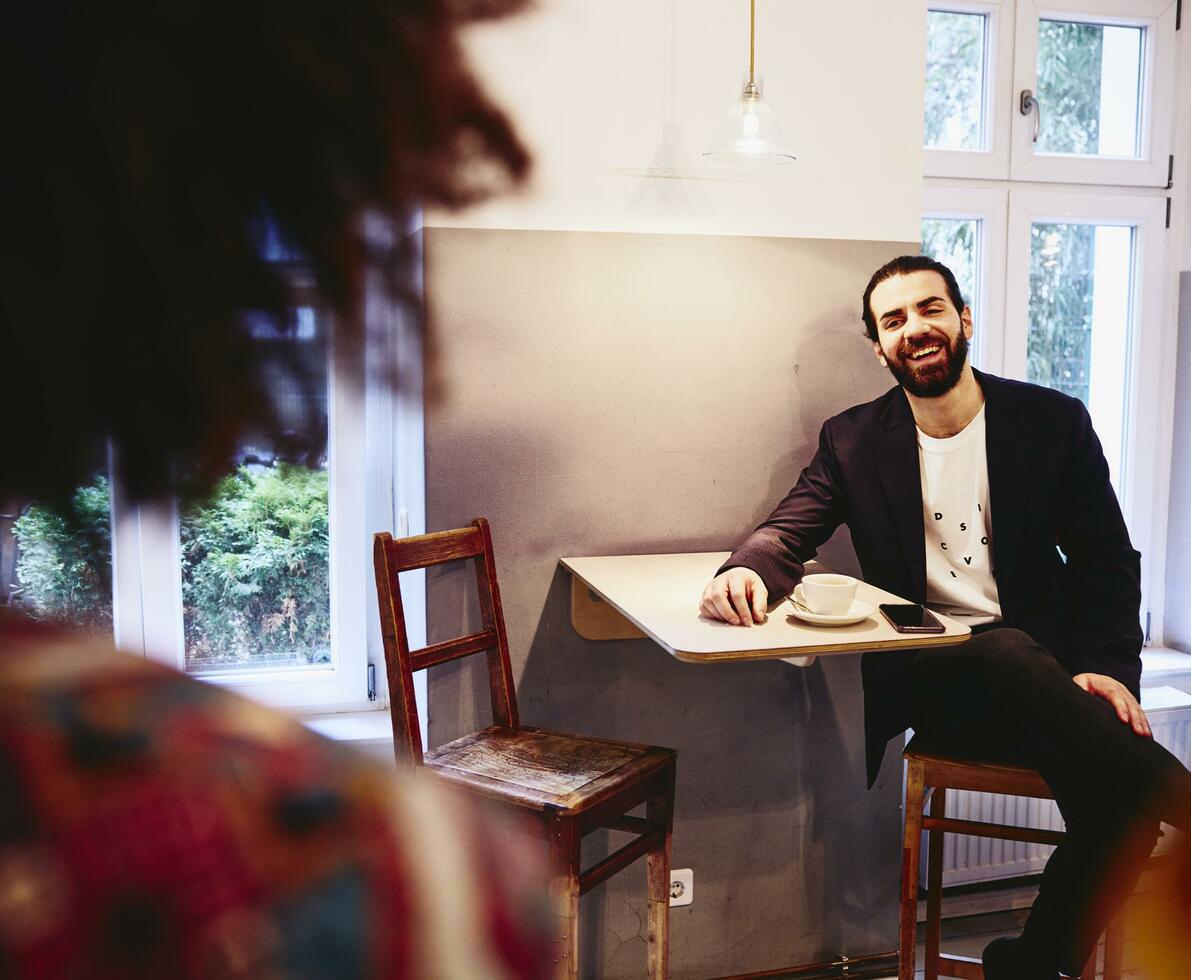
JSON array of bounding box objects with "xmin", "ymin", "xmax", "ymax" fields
[{"xmin": 560, "ymin": 557, "xmax": 972, "ymax": 660}]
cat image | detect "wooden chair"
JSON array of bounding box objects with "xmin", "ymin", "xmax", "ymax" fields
[
  {"xmin": 374, "ymin": 518, "xmax": 677, "ymax": 980},
  {"xmin": 900, "ymin": 739, "xmax": 1126, "ymax": 980}
]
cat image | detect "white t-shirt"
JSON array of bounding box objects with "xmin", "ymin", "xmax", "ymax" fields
[{"xmin": 917, "ymin": 405, "xmax": 1002, "ymax": 626}]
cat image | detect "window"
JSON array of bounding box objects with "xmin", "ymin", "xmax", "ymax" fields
[
  {"xmin": 124, "ymin": 302, "xmax": 372, "ymax": 710},
  {"xmin": 2, "ymin": 472, "xmax": 114, "ymax": 640},
  {"xmin": 180, "ymin": 307, "xmax": 331, "ymax": 677},
  {"xmin": 1033, "ymin": 20, "xmax": 1143, "ymax": 157},
  {"xmin": 921, "ymin": 185, "xmax": 1009, "ymax": 371},
  {"xmin": 921, "ymin": 0, "xmax": 1179, "ymax": 638},
  {"xmin": 1, "ymin": 295, "xmax": 422, "ymax": 715},
  {"xmin": 1004, "ymin": 190, "xmax": 1168, "ymax": 519},
  {"xmin": 921, "ymin": 218, "xmax": 979, "ymax": 296},
  {"xmin": 924, "ymin": 10, "xmax": 989, "ymax": 152},
  {"xmin": 924, "ymin": 1, "xmax": 1015, "ymax": 178},
  {"xmin": 926, "ymin": 0, "xmax": 1178, "ymax": 185},
  {"xmin": 1010, "ymin": 0, "xmax": 1177, "ymax": 185}
]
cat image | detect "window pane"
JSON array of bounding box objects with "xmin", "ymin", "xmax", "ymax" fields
[
  {"xmin": 921, "ymin": 217, "xmax": 979, "ymax": 312},
  {"xmin": 1036, "ymin": 20, "xmax": 1143, "ymax": 157},
  {"xmin": 4, "ymin": 475, "xmax": 114, "ymax": 638},
  {"xmin": 180, "ymin": 308, "xmax": 331, "ymax": 675},
  {"xmin": 925, "ymin": 10, "xmax": 987, "ymax": 150},
  {"xmin": 1028, "ymin": 222, "xmax": 1133, "ymax": 484}
]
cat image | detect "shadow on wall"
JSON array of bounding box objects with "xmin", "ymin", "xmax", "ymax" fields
[
  {"xmin": 514, "ymin": 566, "xmax": 887, "ymax": 977},
  {"xmin": 425, "ymin": 549, "xmax": 887, "ymax": 974},
  {"xmin": 422, "ymin": 227, "xmax": 914, "ymax": 976}
]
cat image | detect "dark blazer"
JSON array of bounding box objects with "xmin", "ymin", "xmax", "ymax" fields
[{"xmin": 723, "ymin": 369, "xmax": 1143, "ymax": 788}]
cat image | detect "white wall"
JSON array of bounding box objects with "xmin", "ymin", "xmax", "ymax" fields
[
  {"xmin": 1167, "ymin": 272, "xmax": 1191, "ymax": 652},
  {"xmin": 1167, "ymin": 13, "xmax": 1191, "ymax": 650},
  {"xmin": 1161, "ymin": 19, "xmax": 1191, "ymax": 649},
  {"xmin": 1178, "ymin": 18, "xmax": 1191, "ymax": 272},
  {"xmin": 429, "ymin": 0, "xmax": 926, "ymax": 243}
]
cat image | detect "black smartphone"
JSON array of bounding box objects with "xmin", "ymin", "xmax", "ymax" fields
[{"xmin": 878, "ymin": 603, "xmax": 946, "ymax": 634}]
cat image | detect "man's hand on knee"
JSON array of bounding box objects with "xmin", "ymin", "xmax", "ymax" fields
[
  {"xmin": 699, "ymin": 568, "xmax": 769, "ymax": 627},
  {"xmin": 1073, "ymin": 672, "xmax": 1152, "ymax": 737}
]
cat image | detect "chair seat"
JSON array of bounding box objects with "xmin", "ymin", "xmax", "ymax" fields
[
  {"xmin": 426, "ymin": 724, "xmax": 675, "ymax": 813},
  {"xmin": 904, "ymin": 733, "xmax": 1052, "ymax": 799}
]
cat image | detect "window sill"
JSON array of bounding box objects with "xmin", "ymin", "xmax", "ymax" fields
[
  {"xmin": 302, "ymin": 708, "xmax": 396, "ymax": 764},
  {"xmin": 1142, "ymin": 646, "xmax": 1191, "ymax": 693}
]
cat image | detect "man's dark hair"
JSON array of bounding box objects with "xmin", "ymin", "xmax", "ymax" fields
[
  {"xmin": 860, "ymin": 255, "xmax": 967, "ymax": 342},
  {"xmin": 3, "ymin": 0, "xmax": 530, "ymax": 504}
]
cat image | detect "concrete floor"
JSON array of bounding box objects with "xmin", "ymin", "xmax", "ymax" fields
[
  {"xmin": 759, "ymin": 875, "xmax": 1157, "ymax": 979},
  {"xmin": 884, "ymin": 909, "xmax": 1146, "ymax": 980}
]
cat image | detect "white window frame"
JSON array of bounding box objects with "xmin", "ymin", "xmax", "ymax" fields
[
  {"xmin": 113, "ymin": 333, "xmax": 372, "ymax": 711},
  {"xmin": 109, "ymin": 466, "xmax": 146, "ymax": 654},
  {"xmin": 922, "ymin": 182, "xmax": 1011, "ymax": 370},
  {"xmin": 925, "ymin": 0, "xmax": 1016, "ymax": 179},
  {"xmin": 923, "ymin": 0, "xmax": 1182, "ymax": 644},
  {"xmin": 1004, "ymin": 188, "xmax": 1171, "ymax": 619},
  {"xmin": 107, "ymin": 243, "xmax": 438, "ymax": 717},
  {"xmin": 1009, "ymin": 0, "xmax": 1178, "ymax": 186},
  {"xmin": 364, "ymin": 245, "xmax": 429, "ymax": 743}
]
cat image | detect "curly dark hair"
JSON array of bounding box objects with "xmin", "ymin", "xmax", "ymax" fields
[{"xmin": 2, "ymin": 0, "xmax": 530, "ymax": 503}]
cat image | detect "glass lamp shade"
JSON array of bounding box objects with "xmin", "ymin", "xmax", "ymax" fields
[{"xmin": 703, "ymin": 79, "xmax": 796, "ymax": 164}]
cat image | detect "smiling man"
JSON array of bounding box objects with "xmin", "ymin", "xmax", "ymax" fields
[{"xmin": 699, "ymin": 255, "xmax": 1191, "ymax": 979}]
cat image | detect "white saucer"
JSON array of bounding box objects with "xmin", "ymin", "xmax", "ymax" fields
[{"xmin": 787, "ymin": 588, "xmax": 874, "ymax": 626}]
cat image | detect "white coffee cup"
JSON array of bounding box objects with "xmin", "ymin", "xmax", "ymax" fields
[{"xmin": 797, "ymin": 573, "xmax": 858, "ymax": 615}]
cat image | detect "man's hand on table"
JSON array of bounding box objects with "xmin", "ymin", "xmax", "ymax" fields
[
  {"xmin": 1073, "ymin": 672, "xmax": 1152, "ymax": 737},
  {"xmin": 699, "ymin": 568, "xmax": 769, "ymax": 626}
]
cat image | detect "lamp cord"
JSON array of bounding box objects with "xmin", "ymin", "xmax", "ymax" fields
[{"xmin": 748, "ymin": 0, "xmax": 756, "ymax": 83}]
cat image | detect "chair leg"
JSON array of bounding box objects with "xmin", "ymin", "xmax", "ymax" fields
[
  {"xmin": 900, "ymin": 760, "xmax": 926, "ymax": 980},
  {"xmin": 924, "ymin": 787, "xmax": 946, "ymax": 980},
  {"xmin": 645, "ymin": 763, "xmax": 676, "ymax": 980},
  {"xmin": 1082, "ymin": 939, "xmax": 1099, "ymax": 980},
  {"xmin": 547, "ymin": 811, "xmax": 581, "ymax": 980}
]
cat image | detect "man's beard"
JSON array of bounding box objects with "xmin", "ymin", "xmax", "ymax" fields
[{"xmin": 884, "ymin": 331, "xmax": 969, "ymax": 398}]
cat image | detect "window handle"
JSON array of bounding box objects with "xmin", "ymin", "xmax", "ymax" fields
[{"xmin": 1020, "ymin": 89, "xmax": 1040, "ymax": 144}]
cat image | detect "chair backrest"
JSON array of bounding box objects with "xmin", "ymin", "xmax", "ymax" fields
[{"xmin": 373, "ymin": 518, "xmax": 519, "ymax": 765}]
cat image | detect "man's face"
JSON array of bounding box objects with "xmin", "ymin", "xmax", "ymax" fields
[{"xmin": 869, "ymin": 270, "xmax": 973, "ymax": 398}]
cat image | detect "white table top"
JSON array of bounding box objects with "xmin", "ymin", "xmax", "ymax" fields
[{"xmin": 560, "ymin": 552, "xmax": 971, "ymax": 663}]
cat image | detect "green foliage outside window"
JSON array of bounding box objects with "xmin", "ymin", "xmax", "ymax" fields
[
  {"xmin": 922, "ymin": 16, "xmax": 1114, "ymax": 408},
  {"xmin": 1036, "ymin": 20, "xmax": 1104, "ymax": 155},
  {"xmin": 11, "ymin": 466, "xmax": 331, "ymax": 670},
  {"xmin": 1027, "ymin": 224, "xmax": 1097, "ymax": 404},
  {"xmin": 924, "ymin": 11, "xmax": 985, "ymax": 150},
  {"xmin": 920, "ymin": 215, "xmax": 1106, "ymax": 408},
  {"xmin": 181, "ymin": 464, "xmax": 330, "ymax": 671},
  {"xmin": 924, "ymin": 14, "xmax": 1110, "ymax": 156},
  {"xmin": 921, "ymin": 218, "xmax": 977, "ymax": 311},
  {"xmin": 11, "ymin": 477, "xmax": 113, "ymax": 634}
]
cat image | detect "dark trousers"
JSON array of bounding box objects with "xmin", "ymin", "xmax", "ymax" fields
[{"xmin": 906, "ymin": 627, "xmax": 1191, "ymax": 976}]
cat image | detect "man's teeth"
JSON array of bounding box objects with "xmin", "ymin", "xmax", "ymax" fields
[{"xmin": 909, "ymin": 346, "xmax": 941, "ymax": 359}]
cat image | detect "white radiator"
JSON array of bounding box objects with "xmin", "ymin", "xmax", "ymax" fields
[{"xmin": 927, "ymin": 685, "xmax": 1191, "ymax": 887}]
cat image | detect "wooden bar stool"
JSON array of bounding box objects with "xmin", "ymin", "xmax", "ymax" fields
[
  {"xmin": 374, "ymin": 518, "xmax": 677, "ymax": 980},
  {"xmin": 900, "ymin": 738, "xmax": 1125, "ymax": 980}
]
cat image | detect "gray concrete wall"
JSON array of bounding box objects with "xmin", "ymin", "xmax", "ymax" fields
[
  {"xmin": 1166, "ymin": 272, "xmax": 1191, "ymax": 651},
  {"xmin": 421, "ymin": 227, "xmax": 915, "ymax": 979}
]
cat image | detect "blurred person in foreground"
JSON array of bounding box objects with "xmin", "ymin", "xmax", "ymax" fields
[
  {"xmin": 1137, "ymin": 836, "xmax": 1191, "ymax": 979},
  {"xmin": 0, "ymin": 2, "xmax": 550, "ymax": 977}
]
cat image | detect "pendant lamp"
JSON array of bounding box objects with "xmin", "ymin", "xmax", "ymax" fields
[{"xmin": 703, "ymin": 0, "xmax": 795, "ymax": 164}]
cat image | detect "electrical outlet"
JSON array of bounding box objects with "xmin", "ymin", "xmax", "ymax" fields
[{"xmin": 669, "ymin": 868, "xmax": 693, "ymax": 907}]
